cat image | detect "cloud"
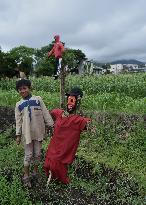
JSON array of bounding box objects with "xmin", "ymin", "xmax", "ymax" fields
[{"xmin": 0, "ymin": 0, "xmax": 146, "ymax": 62}]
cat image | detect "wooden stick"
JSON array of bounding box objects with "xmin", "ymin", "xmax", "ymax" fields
[{"xmin": 60, "ymin": 65, "xmax": 65, "ymax": 109}]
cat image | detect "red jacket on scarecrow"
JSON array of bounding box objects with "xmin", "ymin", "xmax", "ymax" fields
[
  {"xmin": 44, "ymin": 108, "xmax": 90, "ymax": 184},
  {"xmin": 48, "ymin": 35, "xmax": 65, "ymax": 59}
]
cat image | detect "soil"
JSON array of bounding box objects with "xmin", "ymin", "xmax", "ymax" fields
[
  {"xmin": 0, "ymin": 160, "xmax": 141, "ymax": 205},
  {"xmin": 0, "ymin": 106, "xmax": 15, "ymax": 133},
  {"xmin": 24, "ymin": 158, "xmax": 140, "ymax": 205}
]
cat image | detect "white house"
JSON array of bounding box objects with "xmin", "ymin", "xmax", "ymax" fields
[
  {"xmin": 124, "ymin": 64, "xmax": 139, "ymax": 70},
  {"xmin": 93, "ymin": 67, "xmax": 105, "ymax": 74},
  {"xmin": 109, "ymin": 64, "xmax": 123, "ymax": 74},
  {"xmin": 78, "ymin": 60, "xmax": 95, "ymax": 75}
]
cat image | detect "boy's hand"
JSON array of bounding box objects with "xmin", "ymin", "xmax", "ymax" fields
[{"xmin": 16, "ymin": 135, "xmax": 21, "ymax": 145}]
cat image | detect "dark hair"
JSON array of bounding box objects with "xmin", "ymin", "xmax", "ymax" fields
[
  {"xmin": 66, "ymin": 87, "xmax": 83, "ymax": 98},
  {"xmin": 16, "ymin": 79, "xmax": 31, "ymax": 91}
]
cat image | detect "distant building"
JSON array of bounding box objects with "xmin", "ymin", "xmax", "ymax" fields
[
  {"xmin": 109, "ymin": 63, "xmax": 146, "ymax": 74},
  {"xmin": 109, "ymin": 64, "xmax": 123, "ymax": 74},
  {"xmin": 78, "ymin": 60, "xmax": 95, "ymax": 75},
  {"xmin": 129, "ymin": 67, "xmax": 146, "ymax": 73},
  {"xmin": 124, "ymin": 64, "xmax": 139, "ymax": 70},
  {"xmin": 77, "ymin": 60, "xmax": 109, "ymax": 75},
  {"xmin": 93, "ymin": 67, "xmax": 104, "ymax": 74}
]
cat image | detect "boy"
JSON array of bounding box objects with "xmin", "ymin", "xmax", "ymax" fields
[
  {"xmin": 15, "ymin": 79, "xmax": 54, "ymax": 188},
  {"xmin": 44, "ymin": 87, "xmax": 90, "ymax": 184}
]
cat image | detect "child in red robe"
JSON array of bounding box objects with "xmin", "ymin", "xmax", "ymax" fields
[{"xmin": 44, "ymin": 87, "xmax": 90, "ymax": 184}]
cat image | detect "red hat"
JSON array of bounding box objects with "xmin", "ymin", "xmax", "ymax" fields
[{"xmin": 54, "ymin": 35, "xmax": 60, "ymax": 42}]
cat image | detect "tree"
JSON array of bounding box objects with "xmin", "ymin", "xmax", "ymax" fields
[
  {"xmin": 0, "ymin": 49, "xmax": 4, "ymax": 78},
  {"xmin": 9, "ymin": 45, "xmax": 35, "ymax": 75},
  {"xmin": 0, "ymin": 52, "xmax": 18, "ymax": 78},
  {"xmin": 63, "ymin": 48, "xmax": 86, "ymax": 74},
  {"xmin": 35, "ymin": 56, "xmax": 55, "ymax": 76},
  {"xmin": 34, "ymin": 44, "xmax": 55, "ymax": 76}
]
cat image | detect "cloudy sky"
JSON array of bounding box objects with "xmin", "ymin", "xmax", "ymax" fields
[{"xmin": 0, "ymin": 0, "xmax": 146, "ymax": 62}]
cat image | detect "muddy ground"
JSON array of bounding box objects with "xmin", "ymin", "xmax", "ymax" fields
[{"xmin": 0, "ymin": 106, "xmax": 15, "ymax": 133}]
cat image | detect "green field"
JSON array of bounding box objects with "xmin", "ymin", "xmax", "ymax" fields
[{"xmin": 0, "ymin": 74, "xmax": 146, "ymax": 205}]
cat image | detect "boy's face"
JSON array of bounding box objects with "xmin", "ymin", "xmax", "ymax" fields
[{"xmin": 18, "ymin": 86, "xmax": 31, "ymax": 98}]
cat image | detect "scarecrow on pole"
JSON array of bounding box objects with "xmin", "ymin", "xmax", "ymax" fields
[
  {"xmin": 48, "ymin": 35, "xmax": 65, "ymax": 80},
  {"xmin": 48, "ymin": 35, "xmax": 66, "ymax": 108},
  {"xmin": 44, "ymin": 87, "xmax": 91, "ymax": 185}
]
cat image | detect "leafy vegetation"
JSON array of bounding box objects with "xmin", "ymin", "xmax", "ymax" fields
[
  {"xmin": 0, "ymin": 73, "xmax": 145, "ymax": 204},
  {"xmin": 1, "ymin": 73, "xmax": 146, "ymax": 98}
]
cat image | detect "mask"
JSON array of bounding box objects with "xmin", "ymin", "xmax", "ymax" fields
[{"xmin": 67, "ymin": 96, "xmax": 77, "ymax": 113}]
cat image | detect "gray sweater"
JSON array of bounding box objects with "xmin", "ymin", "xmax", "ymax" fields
[{"xmin": 15, "ymin": 95, "xmax": 54, "ymax": 144}]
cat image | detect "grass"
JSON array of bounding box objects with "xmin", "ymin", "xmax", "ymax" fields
[
  {"xmin": 0, "ymin": 74, "xmax": 146, "ymax": 204},
  {"xmin": 0, "ymin": 129, "xmax": 145, "ymax": 205},
  {"xmin": 0, "ymin": 89, "xmax": 146, "ymax": 114}
]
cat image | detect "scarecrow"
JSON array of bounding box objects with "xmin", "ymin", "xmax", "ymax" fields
[
  {"xmin": 44, "ymin": 87, "xmax": 91, "ymax": 184},
  {"xmin": 48, "ymin": 35, "xmax": 65, "ymax": 79}
]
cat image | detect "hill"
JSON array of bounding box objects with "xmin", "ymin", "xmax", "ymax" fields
[{"xmin": 110, "ymin": 59, "xmax": 145, "ymax": 65}]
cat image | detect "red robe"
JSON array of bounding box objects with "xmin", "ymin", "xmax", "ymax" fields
[{"xmin": 44, "ymin": 109, "xmax": 90, "ymax": 184}]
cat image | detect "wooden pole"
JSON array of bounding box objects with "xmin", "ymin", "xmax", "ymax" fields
[{"xmin": 60, "ymin": 65, "xmax": 66, "ymax": 109}]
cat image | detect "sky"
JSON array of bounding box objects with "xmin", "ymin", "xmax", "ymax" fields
[{"xmin": 0, "ymin": 0, "xmax": 146, "ymax": 62}]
